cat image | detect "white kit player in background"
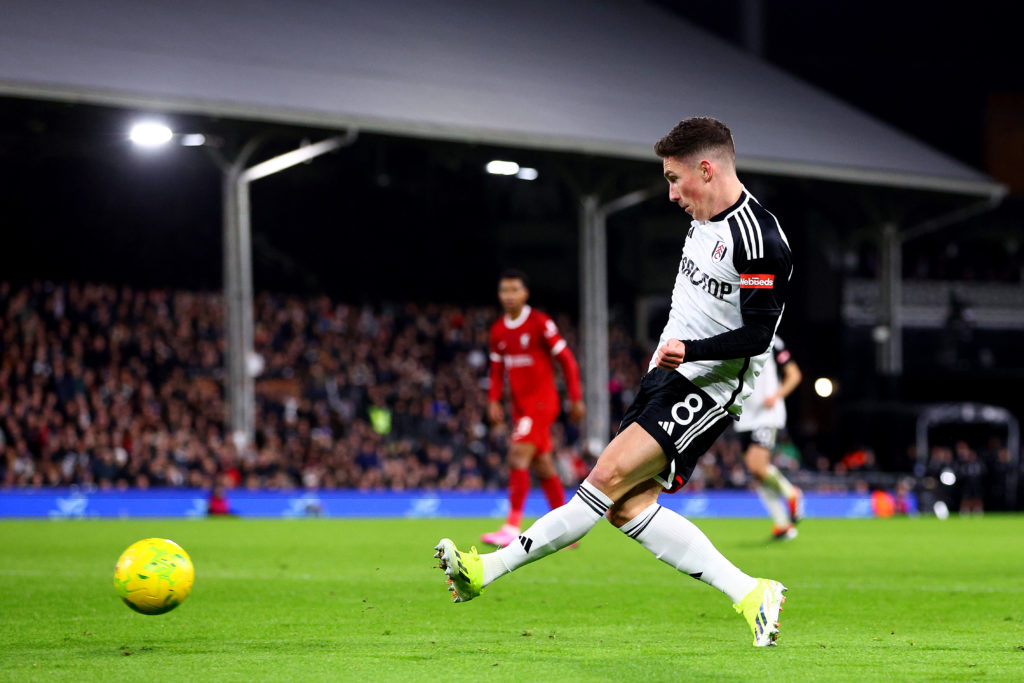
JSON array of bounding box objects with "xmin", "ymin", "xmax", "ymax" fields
[
  {"xmin": 735, "ymin": 335, "xmax": 804, "ymax": 540},
  {"xmin": 434, "ymin": 117, "xmax": 793, "ymax": 648}
]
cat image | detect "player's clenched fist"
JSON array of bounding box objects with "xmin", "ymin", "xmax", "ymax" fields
[{"xmin": 654, "ymin": 338, "xmax": 686, "ymax": 370}]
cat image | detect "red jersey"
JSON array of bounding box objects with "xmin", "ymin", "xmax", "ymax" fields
[{"xmin": 488, "ymin": 305, "xmax": 582, "ymax": 417}]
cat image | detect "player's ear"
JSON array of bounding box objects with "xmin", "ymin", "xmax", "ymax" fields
[{"xmin": 700, "ymin": 159, "xmax": 713, "ymax": 182}]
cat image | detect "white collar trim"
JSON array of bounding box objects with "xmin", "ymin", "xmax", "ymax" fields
[{"xmin": 504, "ymin": 304, "xmax": 532, "ymax": 329}]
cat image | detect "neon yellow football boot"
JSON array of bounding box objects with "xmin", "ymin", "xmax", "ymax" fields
[
  {"xmin": 733, "ymin": 578, "xmax": 787, "ymax": 646},
  {"xmin": 433, "ymin": 538, "xmax": 484, "ymax": 603}
]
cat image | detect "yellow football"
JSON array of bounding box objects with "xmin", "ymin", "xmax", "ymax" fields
[{"xmin": 113, "ymin": 538, "xmax": 194, "ymax": 615}]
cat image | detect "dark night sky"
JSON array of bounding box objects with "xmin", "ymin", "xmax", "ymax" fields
[{"xmin": 659, "ymin": 0, "xmax": 1023, "ymax": 172}]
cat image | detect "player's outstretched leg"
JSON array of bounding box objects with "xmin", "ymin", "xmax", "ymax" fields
[
  {"xmin": 617, "ymin": 500, "xmax": 789, "ymax": 646},
  {"xmin": 734, "ymin": 578, "xmax": 788, "ymax": 647},
  {"xmin": 435, "ymin": 481, "xmax": 611, "ymax": 603},
  {"xmin": 433, "ymin": 538, "xmax": 483, "ymax": 603}
]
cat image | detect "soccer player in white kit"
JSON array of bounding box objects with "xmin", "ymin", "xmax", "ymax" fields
[
  {"xmin": 434, "ymin": 117, "xmax": 791, "ymax": 647},
  {"xmin": 735, "ymin": 335, "xmax": 804, "ymax": 540}
]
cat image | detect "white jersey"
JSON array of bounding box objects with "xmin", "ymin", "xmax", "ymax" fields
[
  {"xmin": 736, "ymin": 335, "xmax": 792, "ymax": 431},
  {"xmin": 649, "ymin": 188, "xmax": 792, "ymax": 415}
]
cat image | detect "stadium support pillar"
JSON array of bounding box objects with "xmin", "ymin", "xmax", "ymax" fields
[
  {"xmin": 877, "ymin": 222, "xmax": 902, "ymax": 376},
  {"xmin": 579, "ymin": 186, "xmax": 659, "ymax": 454},
  {"xmin": 222, "ymin": 140, "xmax": 260, "ymax": 454},
  {"xmin": 219, "ymin": 132, "xmax": 358, "ymax": 451},
  {"xmin": 223, "ymin": 163, "xmax": 256, "ymax": 453},
  {"xmin": 580, "ymin": 195, "xmax": 609, "ymax": 455}
]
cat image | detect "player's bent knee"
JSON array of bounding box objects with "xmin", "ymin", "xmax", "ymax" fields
[
  {"xmin": 606, "ymin": 487, "xmax": 660, "ymax": 528},
  {"xmin": 606, "ymin": 505, "xmax": 635, "ymax": 528},
  {"xmin": 585, "ymin": 466, "xmax": 625, "ymax": 501}
]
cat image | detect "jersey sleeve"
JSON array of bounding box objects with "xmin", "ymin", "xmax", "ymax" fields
[
  {"xmin": 732, "ymin": 214, "xmax": 792, "ymax": 330},
  {"xmin": 539, "ymin": 314, "xmax": 583, "ymax": 402},
  {"xmin": 487, "ymin": 324, "xmax": 505, "ymax": 402}
]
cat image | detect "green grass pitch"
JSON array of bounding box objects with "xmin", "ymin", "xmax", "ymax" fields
[{"xmin": 1, "ymin": 516, "xmax": 1022, "ymax": 681}]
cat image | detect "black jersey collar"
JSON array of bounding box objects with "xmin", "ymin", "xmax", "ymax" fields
[{"xmin": 708, "ymin": 188, "xmax": 749, "ymax": 224}]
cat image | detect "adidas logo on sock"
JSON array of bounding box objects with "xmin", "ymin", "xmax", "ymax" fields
[
  {"xmin": 658, "ymin": 420, "xmax": 675, "ymax": 436},
  {"xmin": 518, "ymin": 535, "xmax": 534, "ymax": 553}
]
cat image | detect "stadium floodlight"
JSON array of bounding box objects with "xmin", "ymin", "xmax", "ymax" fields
[
  {"xmin": 129, "ymin": 121, "xmax": 174, "ymax": 147},
  {"xmin": 814, "ymin": 377, "xmax": 834, "ymax": 398},
  {"xmin": 516, "ymin": 167, "xmax": 539, "ymax": 181},
  {"xmin": 179, "ymin": 133, "xmax": 207, "ymax": 147},
  {"xmin": 486, "ymin": 160, "xmax": 520, "ymax": 176}
]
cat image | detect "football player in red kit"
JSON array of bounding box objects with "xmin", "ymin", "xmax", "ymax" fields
[{"xmin": 481, "ymin": 269, "xmax": 586, "ymax": 547}]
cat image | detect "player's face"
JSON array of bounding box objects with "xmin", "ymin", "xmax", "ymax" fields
[
  {"xmin": 663, "ymin": 156, "xmax": 711, "ymax": 221},
  {"xmin": 498, "ymin": 278, "xmax": 528, "ymax": 314}
]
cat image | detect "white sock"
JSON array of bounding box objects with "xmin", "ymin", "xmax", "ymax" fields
[
  {"xmin": 481, "ymin": 481, "xmax": 611, "ymax": 586},
  {"xmin": 762, "ymin": 464, "xmax": 796, "ymax": 499},
  {"xmin": 621, "ymin": 503, "xmax": 758, "ymax": 604},
  {"xmin": 755, "ymin": 484, "xmax": 791, "ymax": 529}
]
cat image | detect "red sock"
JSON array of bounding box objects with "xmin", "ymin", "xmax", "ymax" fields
[
  {"xmin": 540, "ymin": 474, "xmax": 565, "ymax": 510},
  {"xmin": 506, "ymin": 468, "xmax": 530, "ymax": 528}
]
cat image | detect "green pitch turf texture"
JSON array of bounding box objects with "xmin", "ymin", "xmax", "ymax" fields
[{"xmin": 1, "ymin": 516, "xmax": 1022, "ymax": 681}]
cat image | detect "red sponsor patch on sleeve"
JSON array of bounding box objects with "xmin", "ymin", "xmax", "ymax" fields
[{"xmin": 740, "ymin": 274, "xmax": 775, "ymax": 289}]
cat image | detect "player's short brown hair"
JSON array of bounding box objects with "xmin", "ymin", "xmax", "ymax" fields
[{"xmin": 654, "ymin": 117, "xmax": 735, "ymax": 164}]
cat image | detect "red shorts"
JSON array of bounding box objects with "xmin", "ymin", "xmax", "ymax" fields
[{"xmin": 511, "ymin": 403, "xmax": 559, "ymax": 455}]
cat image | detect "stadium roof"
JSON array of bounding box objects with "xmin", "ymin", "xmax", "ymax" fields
[{"xmin": 0, "ymin": 0, "xmax": 1004, "ymax": 198}]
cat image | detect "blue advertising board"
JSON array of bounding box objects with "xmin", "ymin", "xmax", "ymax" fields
[{"xmin": 0, "ymin": 488, "xmax": 914, "ymax": 519}]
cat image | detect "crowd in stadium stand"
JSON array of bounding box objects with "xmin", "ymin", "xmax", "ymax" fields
[
  {"xmin": 0, "ymin": 281, "xmax": 577, "ymax": 491},
  {"xmin": 1, "ymin": 280, "xmax": 1010, "ymax": 507}
]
